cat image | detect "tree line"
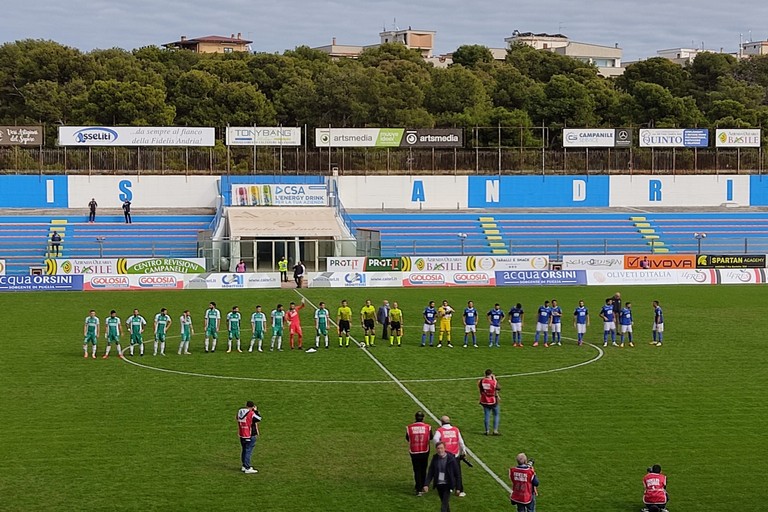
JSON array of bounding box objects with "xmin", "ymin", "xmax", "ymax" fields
[{"xmin": 1, "ymin": 39, "xmax": 767, "ymax": 148}]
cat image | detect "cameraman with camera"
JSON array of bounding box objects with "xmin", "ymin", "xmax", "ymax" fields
[
  {"xmin": 642, "ymin": 464, "xmax": 669, "ymax": 512},
  {"xmin": 478, "ymin": 368, "xmax": 500, "ymax": 435},
  {"xmin": 509, "ymin": 453, "xmax": 538, "ymax": 512},
  {"xmin": 433, "ymin": 416, "xmax": 467, "ymax": 498},
  {"xmin": 236, "ymin": 401, "xmax": 262, "ymax": 474}
]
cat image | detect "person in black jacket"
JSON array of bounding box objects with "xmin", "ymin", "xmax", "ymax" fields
[
  {"xmin": 122, "ymin": 199, "xmax": 132, "ymax": 224},
  {"xmin": 422, "ymin": 442, "xmax": 462, "ymax": 512}
]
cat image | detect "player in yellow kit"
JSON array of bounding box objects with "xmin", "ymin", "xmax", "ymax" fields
[
  {"xmin": 360, "ymin": 299, "xmax": 377, "ymax": 347},
  {"xmin": 437, "ymin": 300, "xmax": 454, "ymax": 348}
]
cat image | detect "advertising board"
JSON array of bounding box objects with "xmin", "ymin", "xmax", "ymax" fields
[
  {"xmin": 0, "ymin": 259, "xmax": 5, "ymax": 275},
  {"xmin": 230, "ymin": 184, "xmax": 327, "ymax": 206},
  {"xmin": 185, "ymin": 273, "xmax": 281, "ymax": 289},
  {"xmin": 307, "ymin": 272, "xmax": 403, "ymax": 288},
  {"xmin": 715, "ymin": 129, "xmax": 761, "ymax": 148},
  {"xmin": 695, "ymin": 254, "xmax": 766, "ymax": 269},
  {"xmin": 562, "ymin": 255, "xmax": 624, "ymax": 270},
  {"xmin": 397, "ymin": 255, "xmax": 549, "ymax": 273},
  {"xmin": 494, "ymin": 270, "xmax": 587, "ymax": 286},
  {"xmin": 639, "ymin": 128, "xmax": 709, "ymax": 148},
  {"xmin": 624, "ymin": 254, "xmax": 695, "ymax": 270},
  {"xmin": 0, "ymin": 125, "xmax": 43, "ymax": 146},
  {"xmin": 315, "ymin": 128, "xmax": 462, "ymax": 147},
  {"xmin": 402, "ymin": 271, "xmax": 496, "ymax": 287},
  {"xmin": 225, "ymin": 127, "xmax": 302, "ymax": 146},
  {"xmin": 563, "ymin": 129, "xmax": 616, "ymax": 148},
  {"xmin": 83, "ymin": 274, "xmax": 184, "ymax": 291},
  {"xmin": 326, "ymin": 257, "xmax": 366, "ymax": 272},
  {"xmin": 45, "ymin": 258, "xmax": 206, "ymax": 275},
  {"xmin": 0, "ymin": 275, "xmax": 83, "ymax": 292},
  {"xmin": 58, "ymin": 126, "xmax": 215, "ymax": 146}
]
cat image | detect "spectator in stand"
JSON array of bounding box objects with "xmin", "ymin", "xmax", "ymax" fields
[
  {"xmin": 122, "ymin": 199, "xmax": 132, "ymax": 224},
  {"xmin": 235, "ymin": 259, "xmax": 246, "ymax": 273},
  {"xmin": 88, "ymin": 198, "xmax": 97, "ymax": 223},
  {"xmin": 50, "ymin": 231, "xmax": 62, "ymax": 257}
]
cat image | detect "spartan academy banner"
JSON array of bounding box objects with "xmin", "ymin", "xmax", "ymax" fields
[{"xmin": 695, "ymin": 254, "xmax": 766, "ymax": 269}]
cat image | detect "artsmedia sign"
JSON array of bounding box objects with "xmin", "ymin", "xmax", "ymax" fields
[
  {"xmin": 226, "ymin": 127, "xmax": 302, "ymax": 146},
  {"xmin": 315, "ymin": 128, "xmax": 462, "ymax": 147},
  {"xmin": 0, "ymin": 125, "xmax": 43, "ymax": 146},
  {"xmin": 639, "ymin": 128, "xmax": 709, "ymax": 148},
  {"xmin": 715, "ymin": 129, "xmax": 761, "ymax": 148},
  {"xmin": 58, "ymin": 126, "xmax": 215, "ymax": 146}
]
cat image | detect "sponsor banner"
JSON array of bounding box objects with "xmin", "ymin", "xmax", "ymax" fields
[
  {"xmin": 0, "ymin": 275, "xmax": 83, "ymax": 291},
  {"xmin": 696, "ymin": 254, "xmax": 766, "ymax": 269},
  {"xmin": 58, "ymin": 126, "xmax": 215, "ymax": 146},
  {"xmin": 403, "ymin": 271, "xmax": 495, "ymax": 287},
  {"xmin": 494, "ymin": 270, "xmax": 587, "ymax": 286},
  {"xmin": 327, "ymin": 257, "xmax": 366, "ymax": 272},
  {"xmin": 364, "ymin": 257, "xmax": 404, "ymax": 272},
  {"xmin": 609, "ymin": 175, "xmax": 749, "ymax": 207},
  {"xmin": 586, "ymin": 269, "xmax": 678, "ymax": 285},
  {"xmin": 466, "ymin": 255, "xmax": 549, "ymax": 271},
  {"xmin": 45, "ymin": 258, "xmax": 206, "ymax": 275},
  {"xmin": 563, "ymin": 128, "xmax": 616, "ymax": 148},
  {"xmin": 716, "ymin": 268, "xmax": 766, "ymax": 284},
  {"xmin": 0, "ymin": 259, "xmax": 5, "ymax": 275},
  {"xmin": 676, "ymin": 269, "xmax": 717, "ymax": 285},
  {"xmin": 226, "ymin": 127, "xmax": 302, "ymax": 146},
  {"xmin": 586, "ymin": 269, "xmax": 766, "ymax": 285},
  {"xmin": 639, "ymin": 128, "xmax": 709, "ymax": 148},
  {"xmin": 0, "ymin": 125, "xmax": 43, "ymax": 146},
  {"xmin": 468, "ymin": 176, "xmax": 610, "ymax": 208},
  {"xmin": 83, "ymin": 274, "xmax": 184, "ymax": 291},
  {"xmin": 401, "ymin": 129, "xmax": 463, "ymax": 148},
  {"xmin": 230, "ymin": 184, "xmax": 327, "ymax": 206},
  {"xmin": 307, "ymin": 272, "xmax": 402, "ymax": 288},
  {"xmin": 185, "ymin": 273, "xmax": 281, "ymax": 289},
  {"xmin": 624, "ymin": 254, "xmax": 695, "ymax": 270},
  {"xmin": 615, "ymin": 128, "xmax": 632, "ymax": 148},
  {"xmin": 562, "ymin": 255, "xmax": 624, "ymax": 270},
  {"xmin": 715, "ymin": 129, "xmax": 761, "ymax": 148}
]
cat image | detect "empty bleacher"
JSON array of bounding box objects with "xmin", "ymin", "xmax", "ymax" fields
[
  {"xmin": 0, "ymin": 214, "xmax": 212, "ymax": 274},
  {"xmin": 647, "ymin": 213, "xmax": 768, "ymax": 254}
]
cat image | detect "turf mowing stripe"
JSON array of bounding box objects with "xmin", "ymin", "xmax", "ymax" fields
[{"xmin": 294, "ymin": 289, "xmax": 515, "ymax": 495}]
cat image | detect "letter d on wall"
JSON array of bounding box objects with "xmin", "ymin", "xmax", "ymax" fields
[
  {"xmin": 572, "ymin": 179, "xmax": 586, "ymax": 202},
  {"xmin": 118, "ymin": 180, "xmax": 133, "ymax": 202}
]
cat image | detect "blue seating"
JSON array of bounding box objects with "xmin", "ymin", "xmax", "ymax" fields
[{"xmin": 647, "ymin": 213, "xmax": 768, "ymax": 254}]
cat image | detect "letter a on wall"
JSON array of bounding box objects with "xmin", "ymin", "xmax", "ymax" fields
[{"xmin": 411, "ymin": 180, "xmax": 425, "ymax": 202}]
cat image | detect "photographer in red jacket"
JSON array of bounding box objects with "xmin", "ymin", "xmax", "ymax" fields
[
  {"xmin": 236, "ymin": 401, "xmax": 262, "ymax": 474},
  {"xmin": 509, "ymin": 452, "xmax": 538, "ymax": 512},
  {"xmin": 642, "ymin": 464, "xmax": 669, "ymax": 512}
]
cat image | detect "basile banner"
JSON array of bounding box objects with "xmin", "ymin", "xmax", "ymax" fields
[
  {"xmin": 315, "ymin": 128, "xmax": 463, "ymax": 148},
  {"xmin": 695, "ymin": 254, "xmax": 766, "ymax": 268},
  {"xmin": 715, "ymin": 129, "xmax": 761, "ymax": 148},
  {"xmin": 58, "ymin": 126, "xmax": 215, "ymax": 146},
  {"xmin": 45, "ymin": 258, "xmax": 206, "ymax": 275},
  {"xmin": 225, "ymin": 127, "xmax": 302, "ymax": 146},
  {"xmin": 623, "ymin": 254, "xmax": 695, "ymax": 270},
  {"xmin": 231, "ymin": 184, "xmax": 327, "ymax": 206}
]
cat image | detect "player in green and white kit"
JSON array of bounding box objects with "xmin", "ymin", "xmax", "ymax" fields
[
  {"xmin": 270, "ymin": 304, "xmax": 285, "ymax": 351},
  {"xmin": 204, "ymin": 302, "xmax": 221, "ymax": 353},
  {"xmin": 103, "ymin": 310, "xmax": 123, "ymax": 359},
  {"xmin": 250, "ymin": 305, "xmax": 267, "ymax": 353},
  {"xmin": 83, "ymin": 310, "xmax": 100, "ymax": 359},
  {"xmin": 227, "ymin": 306, "xmax": 242, "ymax": 353},
  {"xmin": 126, "ymin": 309, "xmax": 147, "ymax": 356},
  {"xmin": 315, "ymin": 301, "xmax": 330, "ymax": 349},
  {"xmin": 178, "ymin": 310, "xmax": 194, "ymax": 355},
  {"xmin": 153, "ymin": 308, "xmax": 172, "ymax": 356}
]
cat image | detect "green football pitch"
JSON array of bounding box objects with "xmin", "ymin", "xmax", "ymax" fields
[{"xmin": 1, "ymin": 285, "xmax": 765, "ymax": 512}]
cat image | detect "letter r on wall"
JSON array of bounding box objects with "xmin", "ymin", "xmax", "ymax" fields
[{"xmin": 649, "ymin": 180, "xmax": 662, "ymax": 202}]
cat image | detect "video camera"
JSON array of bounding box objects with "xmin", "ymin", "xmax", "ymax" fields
[{"xmin": 459, "ymin": 454, "xmax": 474, "ymax": 468}]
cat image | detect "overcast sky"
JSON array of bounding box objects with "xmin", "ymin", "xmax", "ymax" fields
[{"xmin": 1, "ymin": 0, "xmax": 767, "ymax": 61}]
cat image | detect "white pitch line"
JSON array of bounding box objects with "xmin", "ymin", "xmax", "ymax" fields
[{"xmin": 293, "ymin": 290, "xmax": 515, "ymax": 494}]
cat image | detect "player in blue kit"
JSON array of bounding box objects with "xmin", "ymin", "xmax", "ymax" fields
[
  {"xmin": 508, "ymin": 303, "xmax": 524, "ymax": 347},
  {"xmin": 652, "ymin": 300, "xmax": 665, "ymax": 346},
  {"xmin": 463, "ymin": 300, "xmax": 479, "ymax": 348},
  {"xmin": 573, "ymin": 300, "xmax": 589, "ymax": 346},
  {"xmin": 421, "ymin": 301, "xmax": 438, "ymax": 347},
  {"xmin": 549, "ymin": 299, "xmax": 563, "ymax": 346},
  {"xmin": 534, "ymin": 300, "xmax": 551, "ymax": 347},
  {"xmin": 600, "ymin": 298, "xmax": 617, "ymax": 347},
  {"xmin": 619, "ymin": 301, "xmax": 634, "ymax": 347},
  {"xmin": 487, "ymin": 304, "xmax": 505, "ymax": 348}
]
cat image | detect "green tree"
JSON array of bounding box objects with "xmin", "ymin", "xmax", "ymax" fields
[
  {"xmin": 617, "ymin": 57, "xmax": 690, "ymax": 96},
  {"xmin": 76, "ymin": 79, "xmax": 175, "ymax": 125},
  {"xmin": 534, "ymin": 74, "xmax": 597, "ymax": 127},
  {"xmin": 505, "ymin": 43, "xmax": 595, "ymax": 83},
  {"xmin": 358, "ymin": 43, "xmax": 428, "ymax": 68},
  {"xmin": 451, "ymin": 45, "xmax": 494, "ymax": 69}
]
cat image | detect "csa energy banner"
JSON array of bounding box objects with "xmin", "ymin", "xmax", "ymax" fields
[
  {"xmin": 45, "ymin": 258, "xmax": 206, "ymax": 275},
  {"xmin": 58, "ymin": 126, "xmax": 215, "ymax": 146},
  {"xmin": 315, "ymin": 128, "xmax": 462, "ymax": 147},
  {"xmin": 226, "ymin": 127, "xmax": 301, "ymax": 146},
  {"xmin": 231, "ymin": 184, "xmax": 327, "ymax": 206}
]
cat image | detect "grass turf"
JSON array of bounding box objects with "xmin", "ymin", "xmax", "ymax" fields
[{"xmin": 0, "ymin": 285, "xmax": 765, "ymax": 512}]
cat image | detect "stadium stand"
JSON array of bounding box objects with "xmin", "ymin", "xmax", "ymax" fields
[
  {"xmin": 0, "ymin": 214, "xmax": 212, "ymax": 274},
  {"xmin": 644, "ymin": 212, "xmax": 768, "ymax": 254}
]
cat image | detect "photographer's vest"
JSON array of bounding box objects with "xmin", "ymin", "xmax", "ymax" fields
[
  {"xmin": 509, "ymin": 465, "xmax": 535, "ymax": 504},
  {"xmin": 479, "ymin": 377, "xmax": 498, "ymax": 406},
  {"xmin": 237, "ymin": 409, "xmax": 255, "ymax": 438},
  {"xmin": 643, "ymin": 473, "xmax": 667, "ymax": 504},
  {"xmin": 436, "ymin": 425, "xmax": 460, "ymax": 455},
  {"xmin": 278, "ymin": 260, "xmax": 288, "ymax": 272},
  {"xmin": 406, "ymin": 422, "xmax": 432, "ymax": 454}
]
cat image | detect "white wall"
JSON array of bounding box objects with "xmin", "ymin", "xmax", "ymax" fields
[
  {"xmin": 336, "ymin": 176, "xmax": 468, "ymax": 209},
  {"xmin": 609, "ymin": 175, "xmax": 749, "ymax": 207},
  {"xmin": 68, "ymin": 176, "xmax": 219, "ymax": 208}
]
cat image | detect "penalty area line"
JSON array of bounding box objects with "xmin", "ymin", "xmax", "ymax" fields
[{"xmin": 293, "ymin": 289, "xmax": 513, "ymax": 495}]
